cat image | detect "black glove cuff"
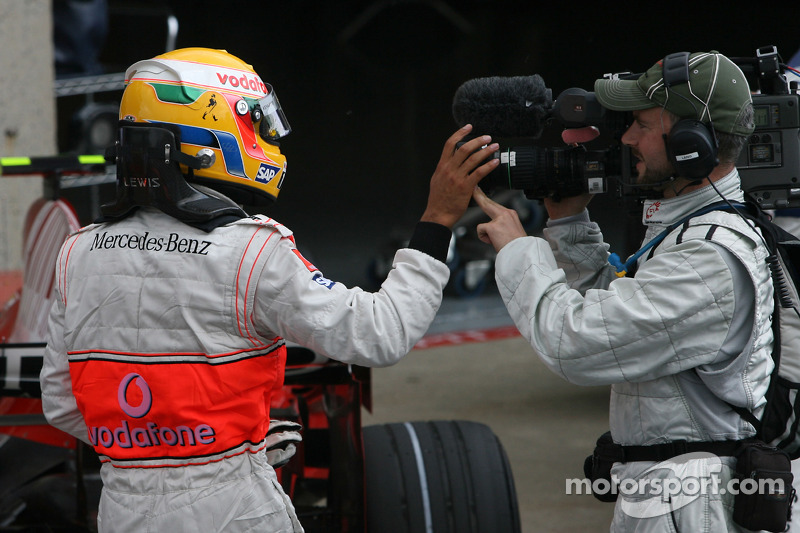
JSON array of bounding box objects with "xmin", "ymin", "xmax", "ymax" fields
[{"xmin": 407, "ymin": 222, "xmax": 451, "ymax": 263}]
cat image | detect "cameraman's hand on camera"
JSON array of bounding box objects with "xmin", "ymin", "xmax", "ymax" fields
[
  {"xmin": 561, "ymin": 126, "xmax": 600, "ymax": 145},
  {"xmin": 473, "ymin": 186, "xmax": 527, "ymax": 252},
  {"xmin": 421, "ymin": 124, "xmax": 499, "ymax": 229}
]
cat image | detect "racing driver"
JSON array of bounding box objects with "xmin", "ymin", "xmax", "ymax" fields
[{"xmin": 40, "ymin": 47, "xmax": 499, "ymax": 532}]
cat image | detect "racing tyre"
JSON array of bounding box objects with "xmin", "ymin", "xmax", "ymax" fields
[{"xmin": 363, "ymin": 420, "xmax": 520, "ymax": 533}]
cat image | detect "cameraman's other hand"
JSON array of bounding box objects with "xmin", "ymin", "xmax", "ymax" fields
[
  {"xmin": 543, "ymin": 127, "xmax": 597, "ymax": 220},
  {"xmin": 473, "ymin": 186, "xmax": 527, "ymax": 252},
  {"xmin": 421, "ymin": 125, "xmax": 499, "ymax": 229},
  {"xmin": 543, "ymin": 194, "xmax": 593, "ymax": 220}
]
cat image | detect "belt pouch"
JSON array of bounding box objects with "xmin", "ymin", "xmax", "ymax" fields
[
  {"xmin": 584, "ymin": 431, "xmax": 620, "ymax": 503},
  {"xmin": 733, "ymin": 440, "xmax": 794, "ymax": 532}
]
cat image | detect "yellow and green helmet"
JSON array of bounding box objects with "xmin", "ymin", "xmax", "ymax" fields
[{"xmin": 120, "ymin": 47, "xmax": 290, "ymax": 204}]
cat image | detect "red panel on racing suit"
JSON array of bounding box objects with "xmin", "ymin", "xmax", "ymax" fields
[{"xmin": 68, "ymin": 341, "xmax": 286, "ymax": 467}]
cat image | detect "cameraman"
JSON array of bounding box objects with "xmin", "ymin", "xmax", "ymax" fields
[{"xmin": 473, "ymin": 51, "xmax": 773, "ymax": 531}]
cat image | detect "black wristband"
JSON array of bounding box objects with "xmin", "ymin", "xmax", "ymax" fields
[{"xmin": 407, "ymin": 221, "xmax": 452, "ymax": 263}]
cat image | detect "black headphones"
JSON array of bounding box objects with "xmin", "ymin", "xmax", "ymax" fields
[{"xmin": 661, "ymin": 52, "xmax": 719, "ymax": 180}]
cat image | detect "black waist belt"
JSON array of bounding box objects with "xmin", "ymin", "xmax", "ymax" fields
[{"xmin": 612, "ymin": 439, "xmax": 749, "ymax": 463}]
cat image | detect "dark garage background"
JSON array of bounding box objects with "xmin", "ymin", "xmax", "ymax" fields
[{"xmin": 56, "ymin": 0, "xmax": 800, "ymax": 288}]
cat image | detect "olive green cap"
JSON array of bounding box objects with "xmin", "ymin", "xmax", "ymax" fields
[{"xmin": 594, "ymin": 51, "xmax": 754, "ymax": 136}]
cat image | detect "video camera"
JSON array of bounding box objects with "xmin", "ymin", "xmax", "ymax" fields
[
  {"xmin": 454, "ymin": 45, "xmax": 799, "ymax": 206},
  {"xmin": 503, "ymin": 87, "xmax": 635, "ymax": 200},
  {"xmin": 452, "ymin": 75, "xmax": 636, "ymax": 200},
  {"xmin": 734, "ymin": 46, "xmax": 800, "ymax": 209}
]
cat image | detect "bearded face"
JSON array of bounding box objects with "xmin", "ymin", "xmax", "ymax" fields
[
  {"xmin": 631, "ymin": 147, "xmax": 676, "ymax": 190},
  {"xmin": 622, "ymin": 108, "xmax": 676, "ymax": 192}
]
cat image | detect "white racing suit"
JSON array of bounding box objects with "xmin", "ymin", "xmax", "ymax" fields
[
  {"xmin": 40, "ymin": 206, "xmax": 451, "ymax": 532},
  {"xmin": 494, "ymin": 170, "xmax": 774, "ymax": 532}
]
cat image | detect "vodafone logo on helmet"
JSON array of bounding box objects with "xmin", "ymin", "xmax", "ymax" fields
[{"xmin": 216, "ymin": 71, "xmax": 267, "ymax": 95}]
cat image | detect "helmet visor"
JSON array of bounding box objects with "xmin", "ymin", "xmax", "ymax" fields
[{"xmin": 254, "ymin": 85, "xmax": 291, "ymax": 142}]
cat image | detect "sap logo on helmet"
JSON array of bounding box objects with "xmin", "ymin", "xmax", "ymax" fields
[
  {"xmin": 255, "ymin": 163, "xmax": 281, "ymax": 184},
  {"xmin": 216, "ymin": 72, "xmax": 267, "ymax": 94}
]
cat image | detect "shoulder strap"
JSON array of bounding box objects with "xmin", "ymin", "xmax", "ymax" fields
[
  {"xmin": 623, "ymin": 200, "xmax": 789, "ymax": 435},
  {"xmin": 694, "ymin": 201, "xmax": 800, "ymax": 435},
  {"xmin": 608, "ymin": 201, "xmax": 745, "ymax": 277}
]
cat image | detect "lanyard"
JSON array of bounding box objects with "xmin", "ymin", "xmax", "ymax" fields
[{"xmin": 608, "ymin": 202, "xmax": 744, "ymax": 277}]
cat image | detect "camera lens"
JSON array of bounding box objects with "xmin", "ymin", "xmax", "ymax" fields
[{"xmin": 481, "ymin": 146, "xmax": 610, "ymax": 199}]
